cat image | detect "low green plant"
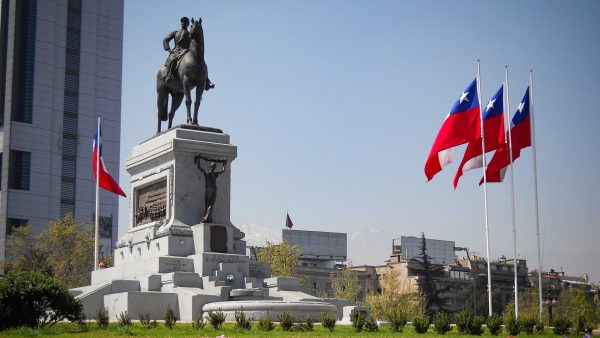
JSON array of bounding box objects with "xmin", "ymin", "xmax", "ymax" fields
[
  {"xmin": 257, "ymin": 312, "xmax": 275, "ymax": 331},
  {"xmin": 96, "ymin": 308, "xmax": 109, "ymax": 328},
  {"xmin": 519, "ymin": 315, "xmax": 536, "ymax": 335},
  {"xmin": 138, "ymin": 312, "xmax": 157, "ymax": 329},
  {"xmin": 505, "ymin": 315, "xmax": 521, "ymax": 336},
  {"xmin": 486, "ymin": 313, "xmax": 503, "ymax": 335},
  {"xmin": 468, "ymin": 315, "xmax": 485, "ymax": 335},
  {"xmin": 234, "ymin": 308, "xmax": 252, "ymax": 330},
  {"xmin": 297, "ymin": 316, "xmax": 315, "ymax": 332},
  {"xmin": 320, "ymin": 311, "xmax": 336, "ymax": 332},
  {"xmin": 433, "ymin": 311, "xmax": 451, "ymax": 334},
  {"xmin": 278, "ymin": 311, "xmax": 294, "ymax": 331},
  {"xmin": 350, "ymin": 310, "xmax": 366, "ymax": 332},
  {"xmin": 454, "ymin": 309, "xmax": 471, "ymax": 334},
  {"xmin": 575, "ymin": 315, "xmax": 594, "ymax": 334},
  {"xmin": 364, "ymin": 315, "xmax": 378, "ymax": 332},
  {"xmin": 206, "ymin": 309, "xmax": 226, "ymax": 330},
  {"xmin": 164, "ymin": 305, "xmax": 176, "ymax": 329},
  {"xmin": 387, "ymin": 307, "xmax": 407, "ymax": 332},
  {"xmin": 192, "ymin": 314, "xmax": 205, "ymax": 330},
  {"xmin": 534, "ymin": 320, "xmax": 544, "ymax": 334},
  {"xmin": 552, "ymin": 317, "xmax": 571, "ymax": 335},
  {"xmin": 116, "ymin": 311, "xmax": 132, "ymax": 326},
  {"xmin": 412, "ymin": 314, "xmax": 431, "ymax": 334}
]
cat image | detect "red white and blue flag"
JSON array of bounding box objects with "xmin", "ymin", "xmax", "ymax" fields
[
  {"xmin": 480, "ymin": 87, "xmax": 531, "ymax": 184},
  {"xmin": 93, "ymin": 121, "xmax": 126, "ymax": 197},
  {"xmin": 285, "ymin": 212, "xmax": 293, "ymax": 229},
  {"xmin": 453, "ymin": 84, "xmax": 505, "ymax": 188},
  {"xmin": 425, "ymin": 78, "xmax": 481, "ymax": 181}
]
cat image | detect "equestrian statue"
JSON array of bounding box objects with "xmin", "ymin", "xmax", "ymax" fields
[{"xmin": 156, "ymin": 17, "xmax": 215, "ymax": 134}]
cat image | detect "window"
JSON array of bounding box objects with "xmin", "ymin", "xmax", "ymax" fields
[
  {"xmin": 9, "ymin": 150, "xmax": 31, "ymax": 190},
  {"xmin": 6, "ymin": 218, "xmax": 28, "ymax": 235}
]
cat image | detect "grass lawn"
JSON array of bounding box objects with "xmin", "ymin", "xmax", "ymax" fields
[{"xmin": 0, "ymin": 323, "xmax": 584, "ymax": 338}]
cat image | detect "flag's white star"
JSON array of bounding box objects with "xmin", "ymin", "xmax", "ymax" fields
[
  {"xmin": 486, "ymin": 99, "xmax": 496, "ymax": 112},
  {"xmin": 459, "ymin": 91, "xmax": 469, "ymax": 104},
  {"xmin": 517, "ymin": 101, "xmax": 525, "ymax": 113}
]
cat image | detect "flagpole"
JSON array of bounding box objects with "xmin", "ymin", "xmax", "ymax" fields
[
  {"xmin": 505, "ymin": 66, "xmax": 519, "ymax": 319},
  {"xmin": 95, "ymin": 116, "xmax": 101, "ymax": 271},
  {"xmin": 477, "ymin": 60, "xmax": 493, "ymax": 317},
  {"xmin": 529, "ymin": 70, "xmax": 543, "ymax": 321}
]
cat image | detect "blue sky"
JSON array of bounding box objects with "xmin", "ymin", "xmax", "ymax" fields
[{"xmin": 120, "ymin": 1, "xmax": 600, "ymax": 282}]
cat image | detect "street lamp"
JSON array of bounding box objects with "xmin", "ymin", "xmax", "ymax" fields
[
  {"xmin": 472, "ymin": 273, "xmax": 487, "ymax": 315},
  {"xmin": 543, "ymin": 294, "xmax": 559, "ymax": 324}
]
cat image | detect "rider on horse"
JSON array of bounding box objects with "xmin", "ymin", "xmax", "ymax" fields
[{"xmin": 163, "ymin": 16, "xmax": 214, "ymax": 90}]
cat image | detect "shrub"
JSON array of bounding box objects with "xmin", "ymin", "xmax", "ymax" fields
[
  {"xmin": 320, "ymin": 311, "xmax": 336, "ymax": 332},
  {"xmin": 117, "ymin": 311, "xmax": 132, "ymax": 326},
  {"xmin": 387, "ymin": 307, "xmax": 407, "ymax": 332},
  {"xmin": 468, "ymin": 315, "xmax": 485, "ymax": 335},
  {"xmin": 0, "ymin": 271, "xmax": 82, "ymax": 330},
  {"xmin": 413, "ymin": 314, "xmax": 431, "ymax": 334},
  {"xmin": 552, "ymin": 317, "xmax": 571, "ymax": 335},
  {"xmin": 519, "ymin": 315, "xmax": 536, "ymax": 335},
  {"xmin": 575, "ymin": 315, "xmax": 593, "ymax": 334},
  {"xmin": 364, "ymin": 315, "xmax": 378, "ymax": 332},
  {"xmin": 534, "ymin": 320, "xmax": 544, "ymax": 334},
  {"xmin": 350, "ymin": 310, "xmax": 366, "ymax": 332},
  {"xmin": 206, "ymin": 309, "xmax": 226, "ymax": 330},
  {"xmin": 164, "ymin": 305, "xmax": 177, "ymax": 329},
  {"xmin": 234, "ymin": 308, "xmax": 252, "ymax": 330},
  {"xmin": 454, "ymin": 309, "xmax": 471, "ymax": 334},
  {"xmin": 295, "ymin": 316, "xmax": 315, "ymax": 332},
  {"xmin": 433, "ymin": 312, "xmax": 451, "ymax": 334},
  {"xmin": 257, "ymin": 311, "xmax": 275, "ymax": 331},
  {"xmin": 96, "ymin": 307, "xmax": 109, "ymax": 328},
  {"xmin": 486, "ymin": 313, "xmax": 503, "ymax": 335},
  {"xmin": 192, "ymin": 314, "xmax": 205, "ymax": 330},
  {"xmin": 138, "ymin": 312, "xmax": 157, "ymax": 329},
  {"xmin": 505, "ymin": 315, "xmax": 521, "ymax": 336},
  {"xmin": 278, "ymin": 311, "xmax": 294, "ymax": 331}
]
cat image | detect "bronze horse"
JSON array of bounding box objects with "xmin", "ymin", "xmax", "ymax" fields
[{"xmin": 156, "ymin": 18, "xmax": 208, "ymax": 134}]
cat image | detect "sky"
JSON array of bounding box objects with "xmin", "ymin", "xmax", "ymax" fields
[{"xmin": 119, "ymin": 1, "xmax": 600, "ymax": 282}]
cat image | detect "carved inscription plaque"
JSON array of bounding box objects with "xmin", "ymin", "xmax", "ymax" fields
[{"xmin": 135, "ymin": 180, "xmax": 167, "ymax": 226}]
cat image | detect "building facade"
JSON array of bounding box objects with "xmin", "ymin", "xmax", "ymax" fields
[{"xmin": 0, "ymin": 0, "xmax": 124, "ymax": 273}]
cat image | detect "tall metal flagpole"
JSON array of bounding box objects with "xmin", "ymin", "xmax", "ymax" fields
[
  {"xmin": 477, "ymin": 60, "xmax": 493, "ymax": 317},
  {"xmin": 530, "ymin": 70, "xmax": 543, "ymax": 321},
  {"xmin": 505, "ymin": 66, "xmax": 519, "ymax": 319},
  {"xmin": 94, "ymin": 116, "xmax": 101, "ymax": 271}
]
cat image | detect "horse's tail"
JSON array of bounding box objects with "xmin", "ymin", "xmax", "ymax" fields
[{"xmin": 161, "ymin": 94, "xmax": 168, "ymax": 121}]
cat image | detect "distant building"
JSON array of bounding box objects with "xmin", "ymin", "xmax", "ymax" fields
[{"xmin": 0, "ymin": 0, "xmax": 124, "ymax": 273}]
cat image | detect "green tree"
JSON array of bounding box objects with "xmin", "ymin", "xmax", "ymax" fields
[
  {"xmin": 329, "ymin": 265, "xmax": 361, "ymax": 304},
  {"xmin": 257, "ymin": 240, "xmax": 302, "ymax": 277},
  {"xmin": 410, "ymin": 233, "xmax": 447, "ymax": 315},
  {"xmin": 364, "ymin": 267, "xmax": 425, "ymax": 320},
  {"xmin": 1, "ymin": 213, "xmax": 94, "ymax": 288}
]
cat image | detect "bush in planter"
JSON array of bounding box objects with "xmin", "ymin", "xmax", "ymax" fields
[
  {"xmin": 504, "ymin": 314, "xmax": 521, "ymax": 336},
  {"xmin": 519, "ymin": 315, "xmax": 537, "ymax": 335},
  {"xmin": 192, "ymin": 314, "xmax": 206, "ymax": 330},
  {"xmin": 116, "ymin": 311, "xmax": 132, "ymax": 327},
  {"xmin": 0, "ymin": 271, "xmax": 82, "ymax": 330},
  {"xmin": 234, "ymin": 308, "xmax": 252, "ymax": 330},
  {"xmin": 96, "ymin": 308, "xmax": 109, "ymax": 328},
  {"xmin": 433, "ymin": 312, "xmax": 451, "ymax": 334},
  {"xmin": 486, "ymin": 313, "xmax": 503, "ymax": 335},
  {"xmin": 206, "ymin": 309, "xmax": 226, "ymax": 330},
  {"xmin": 278, "ymin": 312, "xmax": 295, "ymax": 331},
  {"xmin": 164, "ymin": 305, "xmax": 177, "ymax": 329},
  {"xmin": 138, "ymin": 312, "xmax": 157, "ymax": 329},
  {"xmin": 413, "ymin": 314, "xmax": 431, "ymax": 334},
  {"xmin": 364, "ymin": 315, "xmax": 378, "ymax": 332},
  {"xmin": 257, "ymin": 311, "xmax": 275, "ymax": 331},
  {"xmin": 552, "ymin": 317, "xmax": 571, "ymax": 335}
]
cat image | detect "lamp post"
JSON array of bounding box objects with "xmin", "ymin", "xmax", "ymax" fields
[
  {"xmin": 543, "ymin": 287, "xmax": 559, "ymax": 324},
  {"xmin": 472, "ymin": 273, "xmax": 487, "ymax": 315}
]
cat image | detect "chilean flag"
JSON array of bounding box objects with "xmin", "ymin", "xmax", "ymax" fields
[
  {"xmin": 93, "ymin": 121, "xmax": 126, "ymax": 197},
  {"xmin": 425, "ymin": 78, "xmax": 481, "ymax": 181},
  {"xmin": 285, "ymin": 212, "xmax": 293, "ymax": 229},
  {"xmin": 453, "ymin": 84, "xmax": 505, "ymax": 188},
  {"xmin": 480, "ymin": 87, "xmax": 531, "ymax": 184}
]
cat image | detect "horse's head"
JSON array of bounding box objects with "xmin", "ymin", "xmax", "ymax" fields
[{"xmin": 190, "ymin": 17, "xmax": 203, "ymax": 42}]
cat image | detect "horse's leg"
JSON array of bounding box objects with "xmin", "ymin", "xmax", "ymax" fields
[
  {"xmin": 193, "ymin": 84, "xmax": 203, "ymax": 125},
  {"xmin": 169, "ymin": 93, "xmax": 184, "ymax": 128},
  {"xmin": 182, "ymin": 76, "xmax": 193, "ymax": 124},
  {"xmin": 156, "ymin": 87, "xmax": 168, "ymax": 134}
]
